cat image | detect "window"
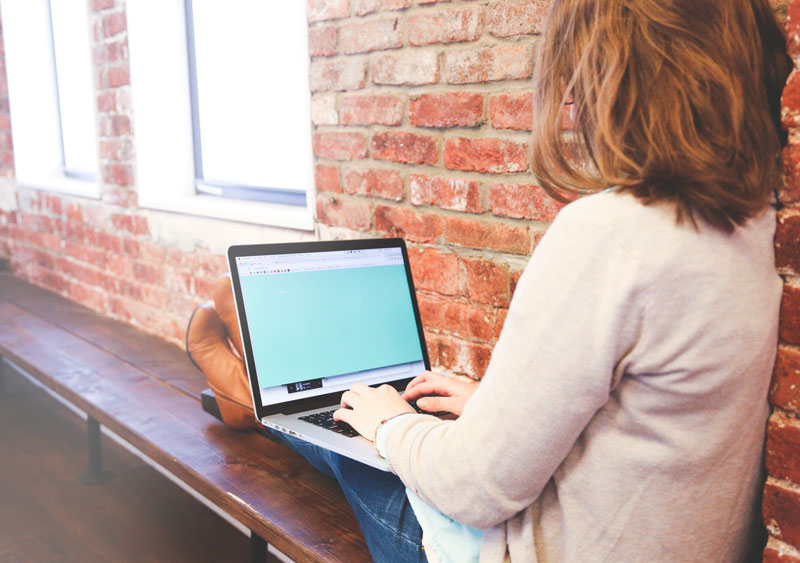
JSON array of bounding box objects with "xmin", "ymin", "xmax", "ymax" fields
[
  {"xmin": 1, "ymin": 0, "xmax": 98, "ymax": 196},
  {"xmin": 186, "ymin": 0, "xmax": 310, "ymax": 207},
  {"xmin": 128, "ymin": 0, "xmax": 314, "ymax": 230}
]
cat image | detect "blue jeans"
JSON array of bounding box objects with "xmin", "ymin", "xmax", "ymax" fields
[{"xmin": 268, "ymin": 430, "xmax": 427, "ymax": 563}]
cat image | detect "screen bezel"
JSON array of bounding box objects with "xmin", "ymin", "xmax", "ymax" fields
[{"xmin": 227, "ymin": 237, "xmax": 431, "ymax": 419}]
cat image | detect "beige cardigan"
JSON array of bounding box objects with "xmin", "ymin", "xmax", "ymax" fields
[{"xmin": 385, "ymin": 191, "xmax": 781, "ymax": 562}]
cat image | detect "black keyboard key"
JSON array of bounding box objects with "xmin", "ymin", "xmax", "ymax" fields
[{"xmin": 299, "ymin": 409, "xmax": 359, "ymax": 438}]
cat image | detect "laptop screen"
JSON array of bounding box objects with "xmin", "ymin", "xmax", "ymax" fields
[{"xmin": 234, "ymin": 245, "xmax": 426, "ymax": 408}]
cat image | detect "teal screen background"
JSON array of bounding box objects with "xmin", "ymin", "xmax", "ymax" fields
[{"xmin": 240, "ymin": 264, "xmax": 423, "ymax": 388}]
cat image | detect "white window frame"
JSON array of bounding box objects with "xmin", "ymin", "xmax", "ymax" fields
[
  {"xmin": 126, "ymin": 0, "xmax": 315, "ymax": 231},
  {"xmin": 1, "ymin": 0, "xmax": 100, "ymax": 198}
]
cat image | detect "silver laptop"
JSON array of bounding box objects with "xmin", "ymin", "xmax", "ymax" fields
[{"xmin": 227, "ymin": 238, "xmax": 430, "ymax": 471}]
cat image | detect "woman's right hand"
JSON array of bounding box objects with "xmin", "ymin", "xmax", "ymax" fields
[{"xmin": 403, "ymin": 371, "xmax": 478, "ymax": 417}]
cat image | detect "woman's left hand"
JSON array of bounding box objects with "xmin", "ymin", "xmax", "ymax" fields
[{"xmin": 333, "ymin": 383, "xmax": 416, "ymax": 441}]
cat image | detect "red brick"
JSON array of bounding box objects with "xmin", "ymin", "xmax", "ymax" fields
[
  {"xmin": 308, "ymin": 25, "xmax": 337, "ymax": 57},
  {"xmin": 340, "ymin": 17, "xmax": 402, "ymax": 54},
  {"xmin": 194, "ymin": 275, "xmax": 218, "ymax": 300},
  {"xmin": 68, "ymin": 281, "xmax": 106, "ymax": 312},
  {"xmin": 313, "ymin": 131, "xmax": 368, "ymax": 160},
  {"xmin": 100, "ymin": 115, "xmax": 131, "ymax": 136},
  {"xmin": 408, "ymin": 246, "xmax": 459, "ymax": 295},
  {"xmin": 133, "ymin": 216, "xmax": 148, "ymax": 236},
  {"xmin": 444, "ymin": 137, "xmax": 529, "ymax": 174},
  {"xmin": 97, "ymin": 91, "xmax": 116, "ymax": 113},
  {"xmin": 64, "ymin": 241, "xmax": 106, "ymax": 268},
  {"xmin": 780, "ymin": 281, "xmax": 800, "ymax": 345},
  {"xmin": 424, "ymin": 331, "xmax": 443, "ymax": 366},
  {"xmin": 91, "ymin": 0, "xmax": 115, "ymax": 11},
  {"xmin": 0, "ymin": 113, "xmax": 12, "ymax": 130},
  {"xmin": 432, "ymin": 334, "xmax": 458, "ymax": 371},
  {"xmin": 466, "ymin": 341, "xmax": 493, "ymax": 377},
  {"xmin": 408, "ymin": 6, "xmax": 483, "ymax": 46},
  {"xmin": 343, "ymin": 167, "xmax": 403, "ymax": 199},
  {"xmin": 315, "ymin": 164, "xmax": 342, "ymax": 193},
  {"xmin": 308, "ymin": 0, "xmax": 349, "ymax": 22},
  {"xmin": 316, "ymin": 195, "xmax": 372, "ymax": 231},
  {"xmin": 340, "ymin": 94, "xmax": 403, "ymax": 126},
  {"xmin": 443, "ymin": 44, "xmax": 533, "ymax": 84},
  {"xmin": 94, "ymin": 231, "xmax": 124, "ymax": 254},
  {"xmin": 30, "ymin": 264, "xmax": 68, "ymax": 293},
  {"xmin": 384, "ymin": 0, "xmax": 453, "ymax": 9},
  {"xmin": 510, "ymin": 268, "xmax": 524, "ymax": 298},
  {"xmin": 110, "ymin": 213, "xmax": 134, "ymax": 233},
  {"xmin": 0, "ymin": 132, "xmax": 12, "ymax": 151},
  {"xmin": 486, "ymin": 0, "xmax": 549, "ymax": 37},
  {"xmin": 462, "ymin": 257, "xmax": 511, "ymax": 306},
  {"xmin": 371, "ymin": 51, "xmax": 439, "ymax": 86},
  {"xmin": 45, "ymin": 195, "xmax": 62, "ymax": 216},
  {"xmin": 108, "ymin": 65, "xmax": 129, "ymax": 88},
  {"xmin": 102, "ymin": 163, "xmax": 135, "ymax": 186},
  {"xmin": 782, "ymin": 138, "xmax": 800, "ymax": 205},
  {"xmin": 372, "ymin": 131, "xmax": 439, "ymax": 165},
  {"xmin": 374, "ymin": 205, "xmax": 442, "ymax": 243},
  {"xmin": 766, "ymin": 413, "xmax": 800, "ymax": 483},
  {"xmin": 132, "ymin": 260, "xmax": 164, "ymax": 285},
  {"xmin": 123, "ymin": 238, "xmax": 140, "ymax": 259},
  {"xmin": 489, "ymin": 91, "xmax": 533, "ymax": 130},
  {"xmin": 94, "ymin": 41, "xmax": 121, "ymax": 65},
  {"xmin": 103, "ymin": 12, "xmax": 126, "ymax": 38},
  {"xmin": 311, "ymin": 93, "xmax": 338, "ymax": 126},
  {"xmin": 772, "ymin": 345, "xmax": 800, "ymax": 412},
  {"xmin": 445, "ymin": 216, "xmax": 531, "ymax": 254},
  {"xmin": 784, "ymin": 69, "xmax": 800, "ymax": 128},
  {"xmin": 409, "ymin": 173, "xmax": 482, "ymax": 213},
  {"xmin": 353, "ymin": 0, "xmax": 381, "ymax": 16},
  {"xmin": 409, "ymin": 92, "xmax": 483, "ymax": 128},
  {"xmin": 764, "ymin": 539, "xmax": 800, "ymax": 563},
  {"xmin": 494, "ymin": 307, "xmax": 508, "ymax": 339},
  {"xmin": 434, "ymin": 337, "xmax": 492, "ymax": 378},
  {"xmin": 100, "ymin": 138, "xmax": 133, "ymax": 162},
  {"xmin": 418, "ymin": 294, "xmax": 494, "ymax": 341},
  {"xmin": 764, "ymin": 480, "xmax": 800, "ymax": 548},
  {"xmin": 489, "ymin": 183, "xmax": 565, "ymax": 222},
  {"xmin": 310, "ymin": 59, "xmax": 367, "ymax": 91},
  {"xmin": 789, "ymin": 2, "xmax": 800, "ymax": 55}
]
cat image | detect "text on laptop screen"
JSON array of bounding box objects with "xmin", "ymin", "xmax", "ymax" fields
[{"xmin": 235, "ymin": 247, "xmax": 425, "ymax": 405}]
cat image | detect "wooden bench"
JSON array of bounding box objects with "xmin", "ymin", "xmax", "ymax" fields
[{"xmin": 0, "ymin": 273, "xmax": 370, "ymax": 562}]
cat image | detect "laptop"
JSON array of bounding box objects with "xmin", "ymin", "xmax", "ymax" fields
[{"xmin": 227, "ymin": 238, "xmax": 430, "ymax": 471}]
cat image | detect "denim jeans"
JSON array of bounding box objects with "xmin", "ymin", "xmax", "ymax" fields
[{"xmin": 268, "ymin": 429, "xmax": 427, "ymax": 563}]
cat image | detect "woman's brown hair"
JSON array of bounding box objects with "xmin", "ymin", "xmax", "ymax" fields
[{"xmin": 531, "ymin": 0, "xmax": 793, "ymax": 232}]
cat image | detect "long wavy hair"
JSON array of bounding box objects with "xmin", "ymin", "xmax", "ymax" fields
[{"xmin": 531, "ymin": 0, "xmax": 793, "ymax": 232}]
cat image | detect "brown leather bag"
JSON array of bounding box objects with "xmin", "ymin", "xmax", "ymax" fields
[{"xmin": 186, "ymin": 275, "xmax": 258, "ymax": 430}]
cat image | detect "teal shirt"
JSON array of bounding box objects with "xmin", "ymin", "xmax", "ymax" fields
[{"xmin": 377, "ymin": 418, "xmax": 482, "ymax": 563}]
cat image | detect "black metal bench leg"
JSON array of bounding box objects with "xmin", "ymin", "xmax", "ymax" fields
[
  {"xmin": 251, "ymin": 533, "xmax": 267, "ymax": 563},
  {"xmin": 79, "ymin": 416, "xmax": 114, "ymax": 485}
]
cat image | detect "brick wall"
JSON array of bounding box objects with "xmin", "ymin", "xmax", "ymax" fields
[
  {"xmin": 310, "ymin": 0, "xmax": 561, "ymax": 379},
  {"xmin": 0, "ymin": 1, "xmax": 797, "ymax": 560},
  {"xmin": 766, "ymin": 1, "xmax": 800, "ymax": 560}
]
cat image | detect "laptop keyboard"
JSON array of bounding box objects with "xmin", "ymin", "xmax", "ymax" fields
[
  {"xmin": 299, "ymin": 410, "xmax": 359, "ymax": 437},
  {"xmin": 299, "ymin": 401, "xmax": 447, "ymax": 438}
]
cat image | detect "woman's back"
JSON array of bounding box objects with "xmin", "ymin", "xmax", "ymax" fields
[{"xmin": 531, "ymin": 190, "xmax": 781, "ymax": 561}]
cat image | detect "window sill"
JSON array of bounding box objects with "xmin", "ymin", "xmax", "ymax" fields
[
  {"xmin": 139, "ymin": 192, "xmax": 315, "ymax": 232},
  {"xmin": 14, "ymin": 175, "xmax": 101, "ymax": 199}
]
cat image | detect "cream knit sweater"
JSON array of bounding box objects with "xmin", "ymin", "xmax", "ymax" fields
[{"xmin": 385, "ymin": 190, "xmax": 781, "ymax": 562}]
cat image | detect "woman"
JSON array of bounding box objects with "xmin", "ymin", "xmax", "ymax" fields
[{"xmin": 290, "ymin": 1, "xmax": 793, "ymax": 561}]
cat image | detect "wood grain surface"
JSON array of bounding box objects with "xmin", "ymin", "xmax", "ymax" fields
[{"xmin": 0, "ymin": 274, "xmax": 370, "ymax": 562}]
